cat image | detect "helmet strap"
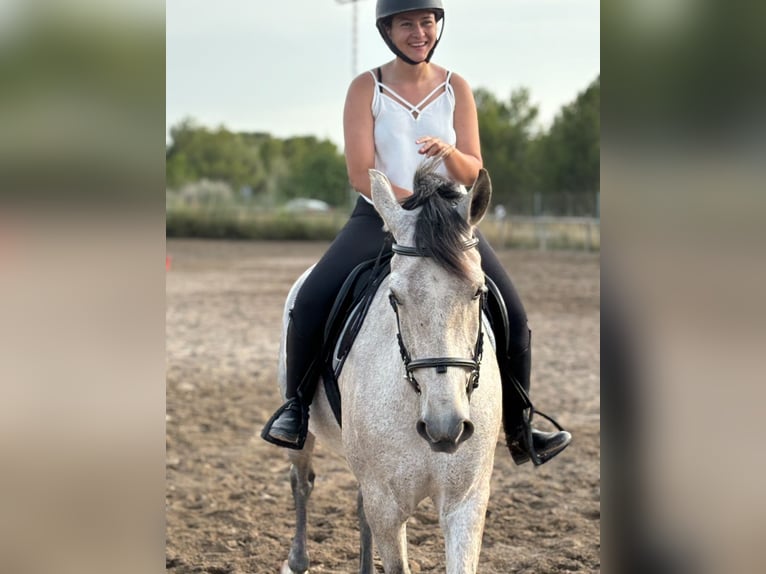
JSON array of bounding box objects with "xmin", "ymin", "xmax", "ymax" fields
[{"xmin": 425, "ymin": 15, "xmax": 445, "ymax": 63}]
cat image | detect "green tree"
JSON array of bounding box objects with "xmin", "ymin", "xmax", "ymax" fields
[
  {"xmin": 167, "ymin": 119, "xmax": 267, "ymax": 191},
  {"xmin": 475, "ymin": 87, "xmax": 541, "ymax": 210},
  {"xmin": 281, "ymin": 138, "xmax": 349, "ymax": 206},
  {"xmin": 535, "ymin": 77, "xmax": 600, "ymax": 195},
  {"xmin": 166, "ymin": 121, "xmax": 349, "ymax": 207}
]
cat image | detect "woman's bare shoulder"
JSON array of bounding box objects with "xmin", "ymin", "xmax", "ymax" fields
[
  {"xmin": 446, "ymin": 71, "xmax": 473, "ymax": 91},
  {"xmin": 347, "ymin": 70, "xmax": 377, "ymax": 94},
  {"xmin": 344, "ymin": 71, "xmax": 377, "ymax": 116}
]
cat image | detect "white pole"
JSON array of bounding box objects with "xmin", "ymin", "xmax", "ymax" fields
[{"xmin": 352, "ymin": 0, "xmax": 358, "ymax": 76}]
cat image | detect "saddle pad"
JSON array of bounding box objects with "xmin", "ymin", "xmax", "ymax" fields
[{"xmin": 316, "ymin": 252, "xmax": 393, "ymax": 426}]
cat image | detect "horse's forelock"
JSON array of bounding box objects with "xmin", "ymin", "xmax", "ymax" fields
[{"xmin": 401, "ymin": 166, "xmax": 473, "ymax": 280}]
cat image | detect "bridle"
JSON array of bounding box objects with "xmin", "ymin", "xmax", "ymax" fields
[{"xmin": 388, "ymin": 237, "xmax": 486, "ymax": 398}]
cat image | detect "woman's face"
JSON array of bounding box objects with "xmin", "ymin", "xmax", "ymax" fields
[{"xmin": 387, "ymin": 10, "xmax": 438, "ymax": 63}]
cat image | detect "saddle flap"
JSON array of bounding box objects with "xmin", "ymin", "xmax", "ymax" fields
[{"xmin": 301, "ymin": 251, "xmax": 393, "ymax": 427}]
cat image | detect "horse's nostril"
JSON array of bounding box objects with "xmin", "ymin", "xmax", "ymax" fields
[
  {"xmin": 416, "ymin": 420, "xmax": 429, "ymax": 441},
  {"xmin": 460, "ymin": 420, "xmax": 475, "ymax": 442}
]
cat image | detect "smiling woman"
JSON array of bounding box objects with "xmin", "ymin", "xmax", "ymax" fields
[
  {"xmin": 375, "ymin": 0, "xmax": 444, "ymax": 65},
  {"xmin": 387, "ymin": 11, "xmax": 437, "ymax": 63},
  {"xmin": 263, "ymin": 0, "xmax": 573, "ymax": 493},
  {"xmin": 260, "ymin": 2, "xmax": 572, "ymax": 571},
  {"xmin": 263, "ymin": 0, "xmax": 571, "ymax": 468}
]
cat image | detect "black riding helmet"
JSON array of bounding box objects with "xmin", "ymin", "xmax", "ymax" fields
[{"xmin": 376, "ymin": 0, "xmax": 445, "ymax": 66}]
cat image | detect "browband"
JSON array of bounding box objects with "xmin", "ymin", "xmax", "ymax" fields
[{"xmin": 392, "ymin": 236, "xmax": 479, "ymax": 257}]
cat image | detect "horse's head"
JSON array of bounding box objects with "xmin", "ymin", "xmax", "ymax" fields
[{"xmin": 370, "ymin": 165, "xmax": 492, "ymax": 454}]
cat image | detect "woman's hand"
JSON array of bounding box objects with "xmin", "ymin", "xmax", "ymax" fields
[{"xmin": 416, "ymin": 136, "xmax": 455, "ymax": 158}]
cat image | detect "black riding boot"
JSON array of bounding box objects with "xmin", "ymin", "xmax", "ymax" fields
[
  {"xmin": 261, "ymin": 313, "xmax": 319, "ymax": 450},
  {"xmin": 485, "ymin": 278, "xmax": 572, "ymax": 466},
  {"xmin": 500, "ymin": 337, "xmax": 572, "ymax": 465}
]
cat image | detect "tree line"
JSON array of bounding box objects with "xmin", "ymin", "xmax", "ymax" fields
[{"xmin": 166, "ymin": 76, "xmax": 599, "ymax": 215}]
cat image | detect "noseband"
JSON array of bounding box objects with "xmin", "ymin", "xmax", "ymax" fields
[{"xmin": 388, "ymin": 237, "xmax": 485, "ymax": 397}]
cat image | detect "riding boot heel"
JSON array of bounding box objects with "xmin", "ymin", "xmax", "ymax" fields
[
  {"xmin": 510, "ymin": 444, "xmax": 531, "ymax": 465},
  {"xmin": 508, "ymin": 422, "xmax": 534, "ymax": 466}
]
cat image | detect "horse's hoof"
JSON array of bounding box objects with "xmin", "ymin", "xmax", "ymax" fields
[{"xmin": 280, "ymin": 559, "xmax": 307, "ymax": 574}]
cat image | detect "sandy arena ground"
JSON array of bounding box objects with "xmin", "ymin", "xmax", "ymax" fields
[{"xmin": 166, "ymin": 239, "xmax": 600, "ymax": 573}]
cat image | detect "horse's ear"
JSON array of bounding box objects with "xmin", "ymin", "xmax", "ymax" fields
[
  {"xmin": 369, "ymin": 169, "xmax": 405, "ymax": 236},
  {"xmin": 468, "ymin": 168, "xmax": 492, "ymax": 226},
  {"xmin": 456, "ymin": 168, "xmax": 492, "ymax": 226}
]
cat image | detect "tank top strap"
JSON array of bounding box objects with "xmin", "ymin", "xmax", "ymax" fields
[
  {"xmin": 369, "ymin": 68, "xmax": 453, "ymax": 116},
  {"xmin": 443, "ymin": 70, "xmax": 454, "ymax": 98},
  {"xmin": 368, "ymin": 69, "xmax": 382, "ymax": 113},
  {"xmin": 369, "ymin": 68, "xmax": 384, "ymax": 91},
  {"xmin": 413, "ymin": 79, "xmax": 448, "ymax": 110},
  {"xmin": 376, "ymin": 81, "xmax": 421, "ymax": 115}
]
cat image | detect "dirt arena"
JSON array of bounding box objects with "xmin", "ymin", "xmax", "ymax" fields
[{"xmin": 166, "ymin": 239, "xmax": 600, "ymax": 573}]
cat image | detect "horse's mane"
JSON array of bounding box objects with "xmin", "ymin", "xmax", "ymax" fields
[{"xmin": 400, "ymin": 160, "xmax": 472, "ymax": 280}]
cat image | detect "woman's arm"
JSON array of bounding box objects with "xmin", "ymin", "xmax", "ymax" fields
[
  {"xmin": 343, "ymin": 73, "xmax": 412, "ymax": 202},
  {"xmin": 416, "ymin": 72, "xmax": 483, "ymax": 186}
]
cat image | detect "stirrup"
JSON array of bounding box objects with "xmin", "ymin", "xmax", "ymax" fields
[
  {"xmin": 509, "ymin": 407, "xmax": 569, "ymax": 466},
  {"xmin": 261, "ymin": 398, "xmax": 309, "ymax": 450}
]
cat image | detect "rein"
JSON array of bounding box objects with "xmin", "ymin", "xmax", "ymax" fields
[{"xmin": 388, "ymin": 237, "xmax": 485, "ymax": 397}]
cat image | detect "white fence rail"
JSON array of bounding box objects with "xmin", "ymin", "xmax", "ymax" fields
[{"xmin": 480, "ymin": 216, "xmax": 600, "ymax": 251}]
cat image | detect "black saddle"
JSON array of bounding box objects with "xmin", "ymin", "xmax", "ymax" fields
[{"xmin": 309, "ymin": 249, "xmax": 393, "ymax": 427}]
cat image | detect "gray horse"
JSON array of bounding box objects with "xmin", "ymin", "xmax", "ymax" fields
[{"xmin": 277, "ymin": 167, "xmax": 503, "ymax": 574}]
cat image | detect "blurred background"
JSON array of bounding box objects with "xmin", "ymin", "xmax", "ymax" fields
[
  {"xmin": 0, "ymin": 2, "xmax": 165, "ymax": 573},
  {"xmin": 602, "ymin": 1, "xmax": 766, "ymax": 573}
]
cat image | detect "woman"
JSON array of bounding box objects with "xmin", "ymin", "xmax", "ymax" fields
[{"xmin": 262, "ymin": 0, "xmax": 571, "ymax": 466}]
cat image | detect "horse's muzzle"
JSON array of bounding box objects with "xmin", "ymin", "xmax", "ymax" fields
[{"xmin": 416, "ymin": 417, "xmax": 475, "ymax": 453}]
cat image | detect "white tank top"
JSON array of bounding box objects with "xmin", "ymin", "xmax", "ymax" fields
[{"xmin": 364, "ymin": 69, "xmax": 456, "ymax": 203}]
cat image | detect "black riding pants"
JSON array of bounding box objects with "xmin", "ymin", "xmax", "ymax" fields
[{"xmin": 286, "ymin": 196, "xmax": 532, "ymax": 428}]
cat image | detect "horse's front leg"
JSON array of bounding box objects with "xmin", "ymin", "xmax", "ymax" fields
[
  {"xmin": 440, "ymin": 487, "xmax": 491, "ymax": 574},
  {"xmin": 282, "ymin": 433, "xmax": 316, "ymax": 574},
  {"xmin": 361, "ymin": 487, "xmax": 411, "ymax": 574},
  {"xmin": 357, "ymin": 489, "xmax": 374, "ymax": 574}
]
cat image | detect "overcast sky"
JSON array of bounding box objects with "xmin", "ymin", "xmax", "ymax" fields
[{"xmin": 167, "ymin": 0, "xmax": 599, "ymax": 148}]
